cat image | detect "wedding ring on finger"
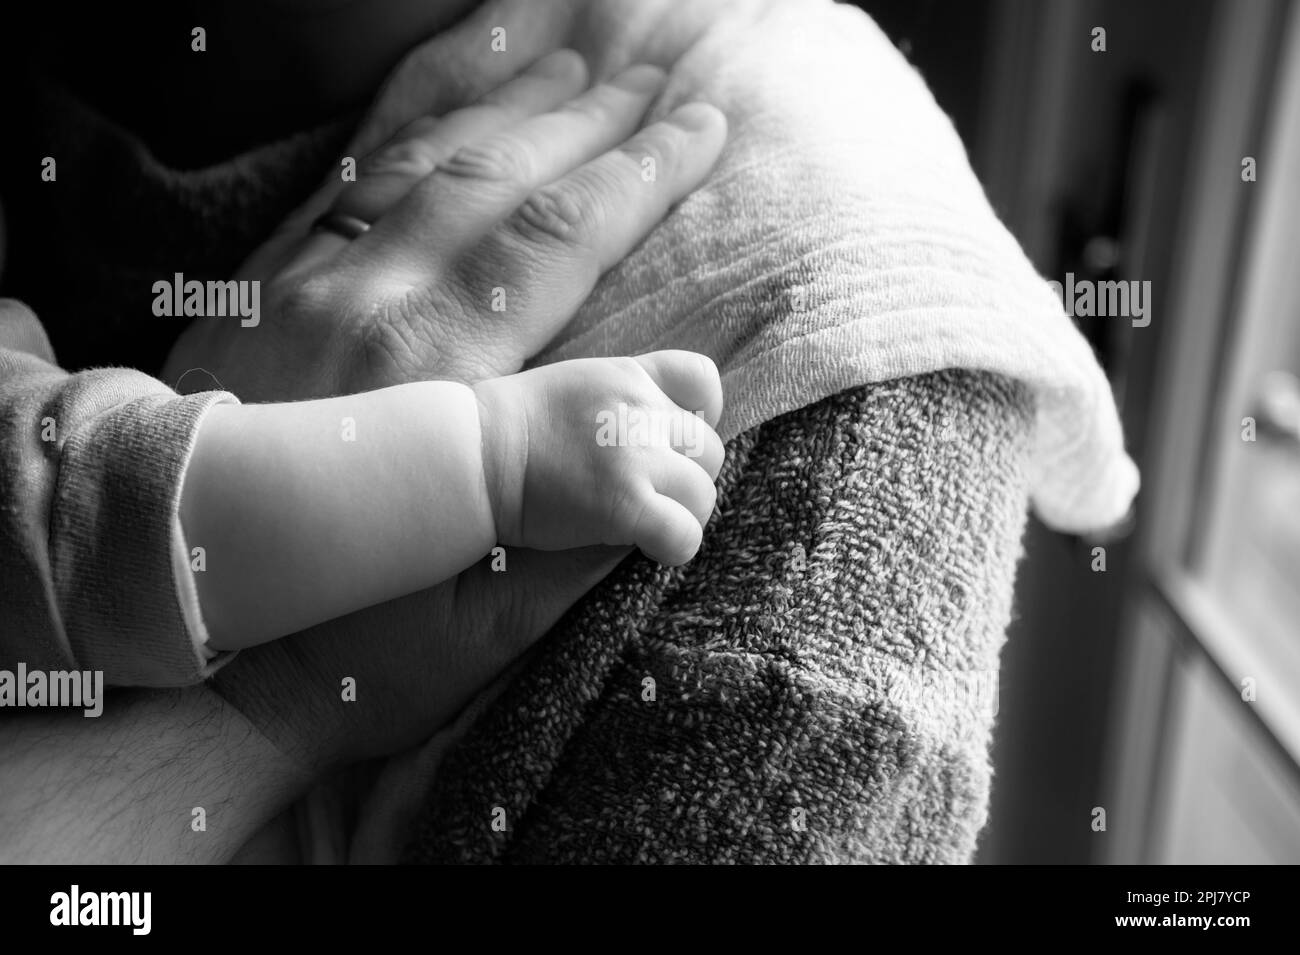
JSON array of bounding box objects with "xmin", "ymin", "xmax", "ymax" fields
[{"xmin": 310, "ymin": 211, "xmax": 373, "ymax": 241}]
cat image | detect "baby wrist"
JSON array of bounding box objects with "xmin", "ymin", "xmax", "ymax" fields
[{"xmin": 471, "ymin": 377, "xmax": 527, "ymax": 545}]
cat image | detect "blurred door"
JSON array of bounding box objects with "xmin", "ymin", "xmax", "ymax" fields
[
  {"xmin": 974, "ymin": 0, "xmax": 1216, "ymax": 863},
  {"xmin": 1104, "ymin": 0, "xmax": 1300, "ymax": 864}
]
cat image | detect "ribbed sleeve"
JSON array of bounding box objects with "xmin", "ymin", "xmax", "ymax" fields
[{"xmin": 0, "ymin": 298, "xmax": 237, "ymax": 687}]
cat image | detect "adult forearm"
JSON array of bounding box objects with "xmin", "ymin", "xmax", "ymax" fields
[{"xmin": 0, "ymin": 687, "xmax": 311, "ymax": 863}]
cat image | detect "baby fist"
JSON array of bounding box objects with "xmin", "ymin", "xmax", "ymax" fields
[{"xmin": 476, "ymin": 350, "xmax": 725, "ymax": 566}]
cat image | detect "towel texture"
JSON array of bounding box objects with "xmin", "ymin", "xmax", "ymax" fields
[
  {"xmin": 345, "ymin": 0, "xmax": 1134, "ymax": 863},
  {"xmin": 402, "ymin": 369, "xmax": 1034, "ymax": 863},
  {"xmin": 0, "ymin": 0, "xmax": 1136, "ymax": 863},
  {"xmin": 366, "ymin": 0, "xmax": 1139, "ymax": 532}
]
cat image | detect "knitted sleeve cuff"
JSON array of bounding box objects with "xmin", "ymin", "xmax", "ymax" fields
[
  {"xmin": 171, "ymin": 513, "xmax": 235, "ymax": 674},
  {"xmin": 52, "ymin": 381, "xmax": 240, "ymax": 687}
]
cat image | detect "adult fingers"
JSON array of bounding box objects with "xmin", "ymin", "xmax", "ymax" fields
[
  {"xmin": 344, "ymin": 1, "xmax": 583, "ymax": 158},
  {"xmin": 338, "ymin": 49, "xmax": 589, "ymax": 226},
  {"xmin": 356, "ymin": 63, "xmax": 668, "ymax": 277},
  {"xmin": 448, "ymin": 103, "xmax": 728, "ymax": 348},
  {"xmin": 291, "ymin": 49, "xmax": 589, "ymax": 272}
]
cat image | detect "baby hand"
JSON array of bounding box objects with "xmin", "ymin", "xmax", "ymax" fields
[{"xmin": 475, "ymin": 351, "xmax": 724, "ymax": 566}]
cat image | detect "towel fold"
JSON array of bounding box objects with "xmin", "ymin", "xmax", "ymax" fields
[
  {"xmin": 367, "ymin": 0, "xmax": 1139, "ymax": 532},
  {"xmin": 341, "ymin": 0, "xmax": 1139, "ymax": 863}
]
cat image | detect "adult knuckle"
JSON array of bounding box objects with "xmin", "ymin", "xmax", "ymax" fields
[
  {"xmin": 274, "ymin": 273, "xmax": 342, "ymax": 325},
  {"xmin": 441, "ymin": 138, "xmax": 534, "ymax": 184},
  {"xmin": 508, "ymin": 181, "xmax": 599, "ymax": 249},
  {"xmin": 364, "ymin": 131, "xmax": 440, "ymax": 180},
  {"xmin": 451, "ymin": 236, "xmax": 520, "ymax": 306}
]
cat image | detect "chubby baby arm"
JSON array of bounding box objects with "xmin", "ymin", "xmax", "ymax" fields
[
  {"xmin": 181, "ymin": 350, "xmax": 723, "ymax": 653},
  {"xmin": 182, "ymin": 380, "xmax": 496, "ymax": 651}
]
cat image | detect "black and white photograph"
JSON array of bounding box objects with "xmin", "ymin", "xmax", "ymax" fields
[{"xmin": 0, "ymin": 0, "xmax": 1294, "ymax": 914}]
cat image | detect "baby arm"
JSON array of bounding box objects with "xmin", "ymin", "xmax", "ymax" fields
[
  {"xmin": 181, "ymin": 380, "xmax": 495, "ymax": 651},
  {"xmin": 182, "ymin": 350, "xmax": 723, "ymax": 652}
]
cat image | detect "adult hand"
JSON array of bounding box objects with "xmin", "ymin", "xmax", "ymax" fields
[
  {"xmin": 165, "ymin": 49, "xmax": 727, "ymax": 774},
  {"xmin": 164, "ymin": 50, "xmax": 725, "ymax": 399}
]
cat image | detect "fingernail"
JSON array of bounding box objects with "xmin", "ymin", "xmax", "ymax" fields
[
  {"xmin": 611, "ymin": 63, "xmax": 666, "ymax": 94},
  {"xmin": 668, "ymin": 102, "xmax": 721, "ymax": 132}
]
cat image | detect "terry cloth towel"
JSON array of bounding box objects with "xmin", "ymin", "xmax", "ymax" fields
[
  {"xmin": 349, "ymin": 0, "xmax": 1140, "ymax": 863},
  {"xmin": 380, "ymin": 369, "xmax": 1039, "ymax": 865},
  {"xmin": 0, "ymin": 0, "xmax": 1137, "ymax": 863},
  {"xmin": 402, "ymin": 369, "xmax": 1036, "ymax": 865},
  {"xmin": 357, "ymin": 0, "xmax": 1139, "ymax": 534}
]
